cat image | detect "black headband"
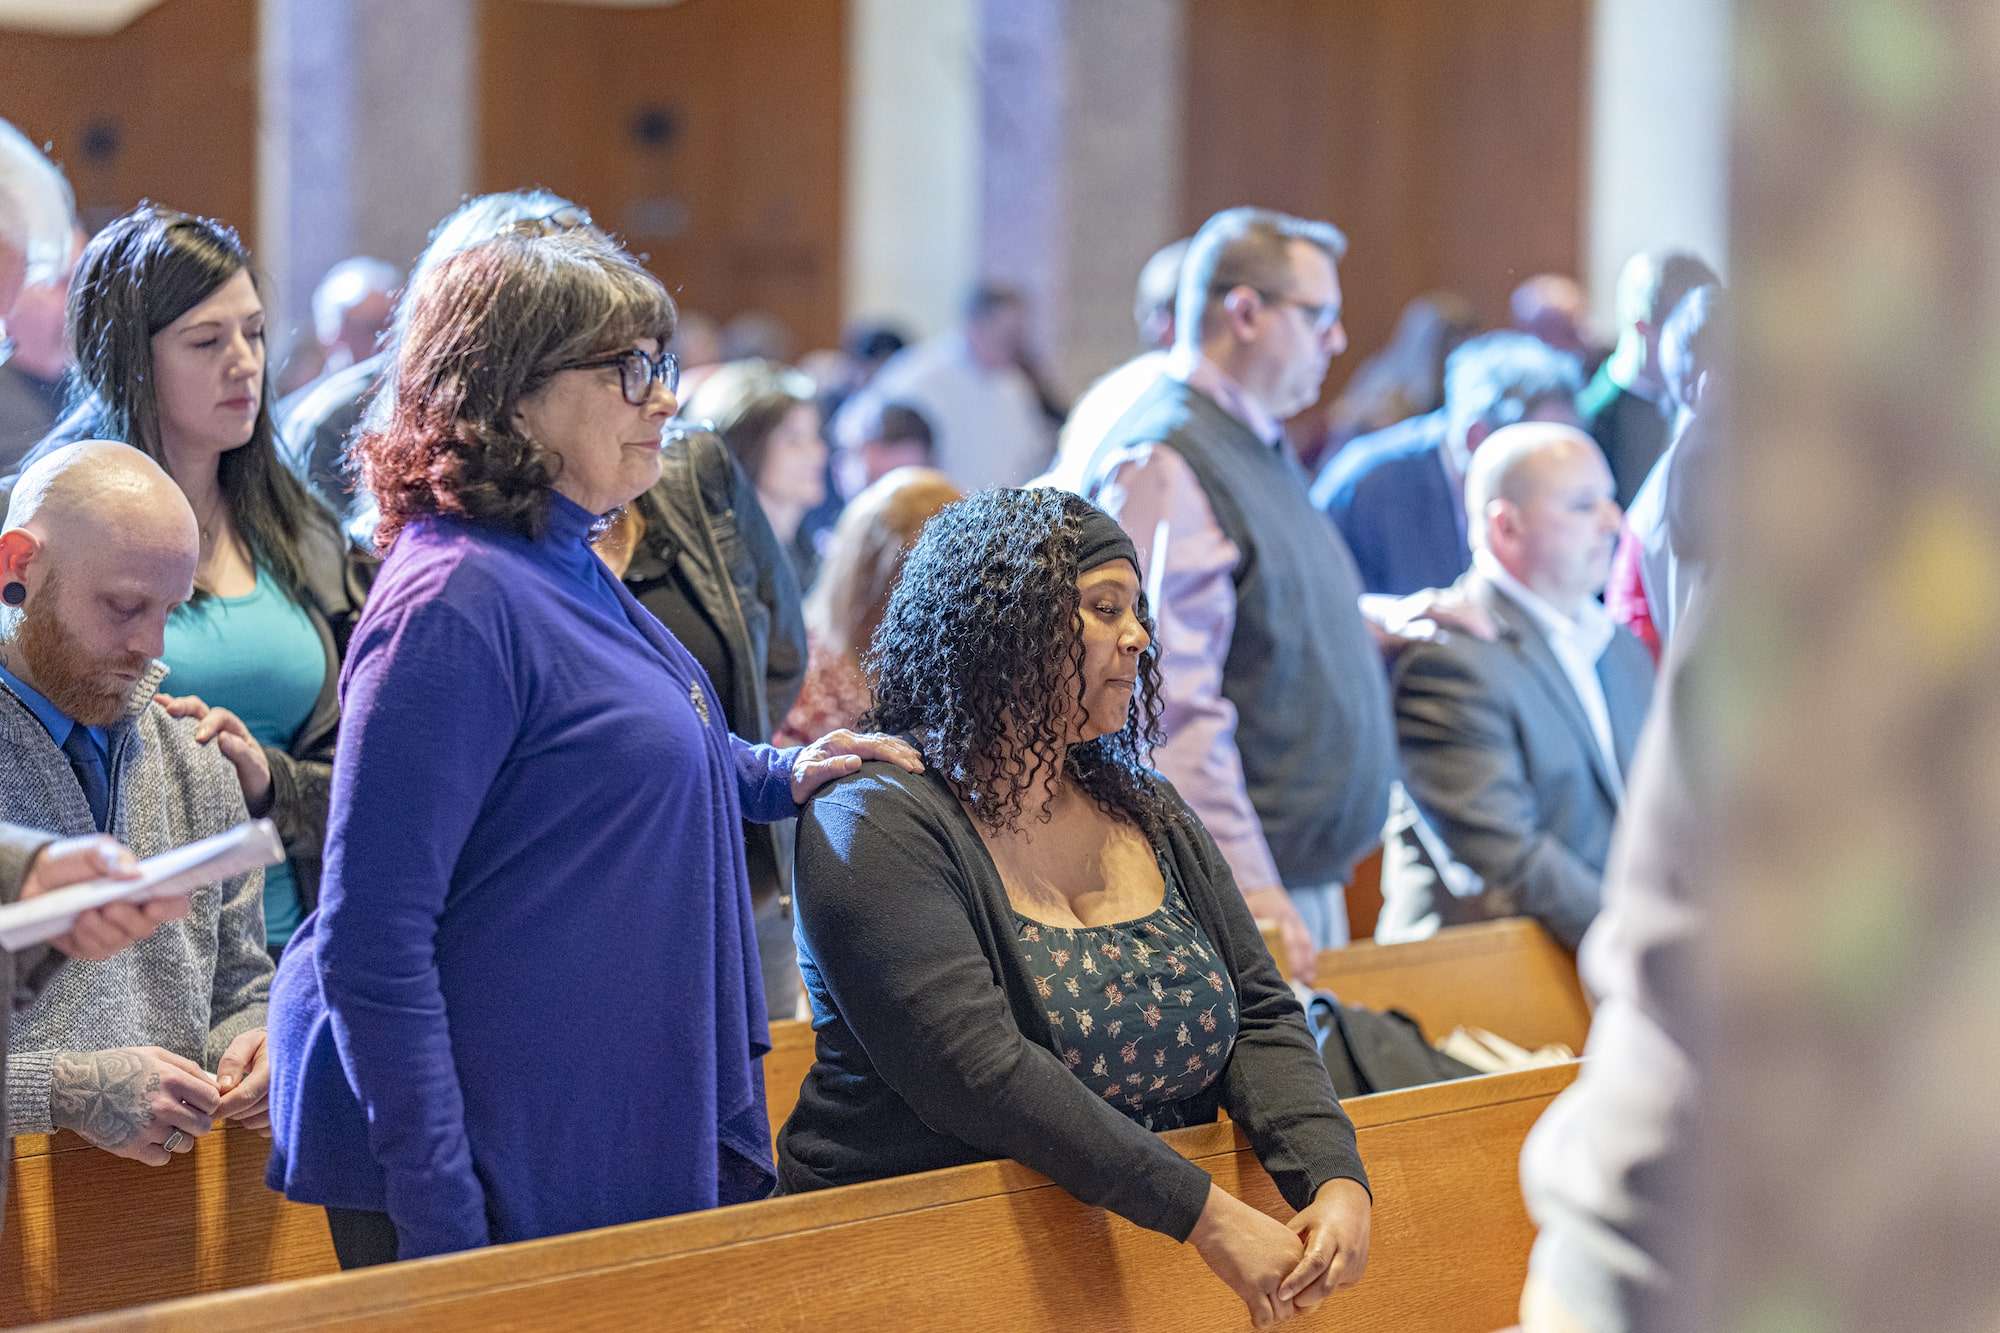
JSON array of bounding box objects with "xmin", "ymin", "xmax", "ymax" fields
[{"xmin": 1074, "ymin": 507, "xmax": 1140, "ymax": 577}]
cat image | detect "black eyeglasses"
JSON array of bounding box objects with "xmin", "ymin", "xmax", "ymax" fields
[
  {"xmin": 1253, "ymin": 289, "xmax": 1343, "ymax": 338},
  {"xmin": 554, "ymin": 346, "xmax": 680, "ymax": 404},
  {"xmin": 499, "ymin": 205, "xmax": 595, "ymax": 240}
]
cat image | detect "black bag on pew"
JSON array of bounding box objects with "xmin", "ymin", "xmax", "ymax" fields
[{"xmin": 1301, "ymin": 992, "xmax": 1482, "ymax": 1098}]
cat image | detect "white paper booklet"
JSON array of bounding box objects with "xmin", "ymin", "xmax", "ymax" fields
[{"xmin": 0, "ymin": 819, "xmax": 284, "ymax": 953}]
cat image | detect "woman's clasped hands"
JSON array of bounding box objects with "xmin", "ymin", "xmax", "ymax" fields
[{"xmin": 1190, "ymin": 1178, "xmax": 1371, "ymax": 1328}]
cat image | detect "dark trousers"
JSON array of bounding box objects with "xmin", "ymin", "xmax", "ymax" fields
[{"xmin": 325, "ymin": 1206, "xmax": 400, "ymax": 1269}]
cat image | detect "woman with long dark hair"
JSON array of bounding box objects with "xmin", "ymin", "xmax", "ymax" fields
[
  {"xmin": 780, "ymin": 488, "xmax": 1372, "ymax": 1328},
  {"xmin": 20, "ymin": 204, "xmax": 365, "ymax": 959}
]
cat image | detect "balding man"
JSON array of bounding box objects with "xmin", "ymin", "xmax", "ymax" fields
[
  {"xmin": 0, "ymin": 124, "xmax": 188, "ymax": 1222},
  {"xmin": 1378, "ymin": 424, "xmax": 1654, "ymax": 948},
  {"xmin": 0, "ymin": 442, "xmax": 273, "ymax": 1165},
  {"xmin": 1579, "ymin": 250, "xmax": 1720, "ymax": 508}
]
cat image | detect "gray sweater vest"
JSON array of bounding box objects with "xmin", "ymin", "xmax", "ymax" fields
[
  {"xmin": 1090, "ymin": 378, "xmax": 1395, "ymax": 886},
  {"xmin": 0, "ymin": 664, "xmax": 271, "ymax": 1136}
]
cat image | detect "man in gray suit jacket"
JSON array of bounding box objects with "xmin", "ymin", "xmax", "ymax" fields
[{"xmin": 1380, "ymin": 422, "xmax": 1655, "ymax": 948}]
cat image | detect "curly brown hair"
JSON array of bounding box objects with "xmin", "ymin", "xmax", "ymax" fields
[
  {"xmin": 863, "ymin": 487, "xmax": 1172, "ymax": 837},
  {"xmin": 355, "ymin": 227, "xmax": 675, "ymax": 549}
]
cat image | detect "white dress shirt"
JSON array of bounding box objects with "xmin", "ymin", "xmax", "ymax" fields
[{"xmin": 1474, "ymin": 549, "xmax": 1624, "ymax": 798}]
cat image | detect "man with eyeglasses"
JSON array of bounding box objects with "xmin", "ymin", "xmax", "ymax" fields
[{"xmin": 1078, "ymin": 206, "xmax": 1485, "ymax": 977}]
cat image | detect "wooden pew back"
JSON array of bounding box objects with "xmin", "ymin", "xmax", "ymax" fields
[
  {"xmin": 764, "ymin": 917, "xmax": 1589, "ymax": 1147},
  {"xmin": 63, "ymin": 1063, "xmax": 1577, "ymax": 1333},
  {"xmin": 1312, "ymin": 917, "xmax": 1590, "ymax": 1052},
  {"xmin": 3, "ymin": 919, "xmax": 1582, "ymax": 1326},
  {"xmin": 1, "ymin": 1125, "xmax": 335, "ymax": 1326}
]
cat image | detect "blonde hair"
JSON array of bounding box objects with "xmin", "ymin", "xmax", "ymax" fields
[{"xmin": 804, "ymin": 466, "xmax": 962, "ymax": 657}]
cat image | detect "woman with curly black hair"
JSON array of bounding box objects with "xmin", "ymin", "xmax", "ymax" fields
[{"xmin": 779, "ymin": 488, "xmax": 1372, "ymax": 1327}]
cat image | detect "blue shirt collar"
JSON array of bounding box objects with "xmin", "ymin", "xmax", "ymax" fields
[{"xmin": 0, "ymin": 657, "xmax": 111, "ymax": 759}]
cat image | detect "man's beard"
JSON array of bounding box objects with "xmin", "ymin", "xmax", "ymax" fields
[{"xmin": 6, "ymin": 584, "xmax": 150, "ymax": 728}]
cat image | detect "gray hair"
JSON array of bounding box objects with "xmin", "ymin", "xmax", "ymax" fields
[
  {"xmin": 1176, "ymin": 206, "xmax": 1347, "ymax": 348},
  {"xmin": 310, "ymin": 255, "xmax": 401, "ymax": 344},
  {"xmin": 1444, "ymin": 331, "xmax": 1584, "ymax": 453},
  {"xmin": 0, "ymin": 119, "xmax": 77, "ymax": 291}
]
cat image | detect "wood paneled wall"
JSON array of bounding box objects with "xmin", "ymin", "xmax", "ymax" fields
[
  {"xmin": 1182, "ymin": 0, "xmax": 1589, "ymax": 393},
  {"xmin": 0, "ymin": 0, "xmax": 259, "ymax": 243},
  {"xmin": 477, "ymin": 0, "xmax": 847, "ymax": 351}
]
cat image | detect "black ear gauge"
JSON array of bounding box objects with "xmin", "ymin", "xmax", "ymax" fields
[{"xmin": 1, "ymin": 582, "xmax": 24, "ymax": 607}]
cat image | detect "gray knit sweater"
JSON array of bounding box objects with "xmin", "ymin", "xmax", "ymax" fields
[{"xmin": 1, "ymin": 663, "xmax": 272, "ymax": 1136}]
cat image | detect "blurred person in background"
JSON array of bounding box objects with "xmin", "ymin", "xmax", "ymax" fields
[
  {"xmin": 1312, "ymin": 291, "xmax": 1479, "ymax": 469},
  {"xmin": 1579, "ymin": 249, "xmax": 1719, "ymax": 508},
  {"xmin": 722, "ymin": 309, "xmax": 794, "ymax": 365},
  {"xmin": 24, "ymin": 204, "xmax": 369, "ymax": 961},
  {"xmin": 774, "ymin": 465, "xmax": 961, "ymax": 748},
  {"xmin": 274, "ymin": 257, "xmax": 400, "ymax": 399},
  {"xmin": 682, "ymin": 359, "xmax": 827, "ymax": 586},
  {"xmin": 1510, "ymin": 273, "xmax": 1602, "ymax": 370},
  {"xmin": 1041, "ymin": 237, "xmax": 1188, "ymax": 495},
  {"xmin": 1606, "ymin": 284, "xmax": 1727, "ymax": 660},
  {"xmin": 834, "ymin": 282, "xmax": 1055, "ymax": 492},
  {"xmin": 673, "ymin": 309, "xmax": 724, "ymax": 370},
  {"xmin": 278, "ymin": 191, "xmax": 586, "ymax": 526},
  {"xmin": 0, "ymin": 225, "xmax": 81, "ymax": 474},
  {"xmin": 830, "ymin": 400, "xmax": 933, "ymax": 505},
  {"xmin": 1313, "ymin": 331, "xmax": 1582, "ymax": 596}
]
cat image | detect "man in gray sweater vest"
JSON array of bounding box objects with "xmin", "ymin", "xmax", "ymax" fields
[
  {"xmin": 0, "ymin": 443, "xmax": 273, "ymax": 1167},
  {"xmin": 1082, "ymin": 207, "xmax": 1491, "ymax": 974}
]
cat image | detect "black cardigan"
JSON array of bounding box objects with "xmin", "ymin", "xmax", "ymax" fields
[{"xmin": 777, "ymin": 761, "xmax": 1369, "ymax": 1241}]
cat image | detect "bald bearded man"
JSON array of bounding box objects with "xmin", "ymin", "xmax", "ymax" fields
[
  {"xmin": 1378, "ymin": 424, "xmax": 1655, "ymax": 948},
  {"xmin": 0, "ymin": 441, "xmax": 273, "ymax": 1165}
]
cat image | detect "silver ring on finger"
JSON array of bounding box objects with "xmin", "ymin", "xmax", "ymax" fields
[{"xmin": 163, "ymin": 1129, "xmax": 188, "ymax": 1153}]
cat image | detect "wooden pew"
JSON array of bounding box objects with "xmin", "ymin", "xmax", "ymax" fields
[
  {"xmin": 61, "ymin": 1062, "xmax": 1578, "ymax": 1333},
  {"xmin": 1312, "ymin": 917, "xmax": 1590, "ymax": 1052},
  {"xmin": 1, "ymin": 1124, "xmax": 335, "ymax": 1327},
  {"xmin": 4, "ymin": 922, "xmax": 1581, "ymax": 1326},
  {"xmin": 763, "ymin": 1017, "xmax": 814, "ymax": 1149}
]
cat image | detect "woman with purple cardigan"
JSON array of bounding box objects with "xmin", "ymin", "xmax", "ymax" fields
[{"xmin": 262, "ymin": 223, "xmax": 917, "ymax": 1268}]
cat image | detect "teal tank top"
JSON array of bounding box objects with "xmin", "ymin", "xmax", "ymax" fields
[{"xmin": 162, "ymin": 567, "xmax": 326, "ymax": 949}]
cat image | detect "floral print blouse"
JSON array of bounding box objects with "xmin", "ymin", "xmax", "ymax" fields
[{"xmin": 1012, "ymin": 855, "xmax": 1241, "ymax": 1131}]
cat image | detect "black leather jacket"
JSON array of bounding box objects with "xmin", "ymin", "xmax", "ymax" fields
[
  {"xmin": 623, "ymin": 426, "xmax": 808, "ymax": 909},
  {"xmin": 260, "ymin": 507, "xmax": 373, "ymax": 916}
]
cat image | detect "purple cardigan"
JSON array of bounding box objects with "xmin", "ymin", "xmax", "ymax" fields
[{"xmin": 266, "ymin": 493, "xmax": 797, "ymax": 1259}]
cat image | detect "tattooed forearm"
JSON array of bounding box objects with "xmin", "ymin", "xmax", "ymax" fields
[{"xmin": 49, "ymin": 1050, "xmax": 158, "ymax": 1148}]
